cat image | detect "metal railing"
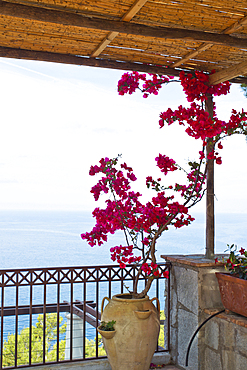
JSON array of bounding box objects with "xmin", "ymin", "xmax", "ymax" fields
[{"xmin": 0, "ymin": 263, "xmax": 171, "ymax": 369}]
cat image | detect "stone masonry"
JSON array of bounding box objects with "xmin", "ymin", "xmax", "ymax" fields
[
  {"xmin": 162, "ymin": 255, "xmax": 226, "ymax": 370},
  {"xmin": 203, "ymin": 309, "xmax": 247, "ymax": 370}
]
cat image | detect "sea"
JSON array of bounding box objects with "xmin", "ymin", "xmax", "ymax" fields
[
  {"xmin": 0, "ymin": 210, "xmax": 247, "ymax": 269},
  {"xmin": 0, "ymin": 210, "xmax": 247, "ymax": 345}
]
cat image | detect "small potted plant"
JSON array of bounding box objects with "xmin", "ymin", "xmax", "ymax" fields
[
  {"xmin": 215, "ymin": 244, "xmax": 247, "ymax": 317},
  {"xmin": 97, "ymin": 320, "xmax": 116, "ymax": 339}
]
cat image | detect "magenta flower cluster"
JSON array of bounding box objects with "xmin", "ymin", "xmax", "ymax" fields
[{"xmin": 82, "ymin": 70, "xmax": 247, "ymax": 297}]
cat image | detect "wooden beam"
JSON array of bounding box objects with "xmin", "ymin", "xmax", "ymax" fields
[
  {"xmin": 209, "ymin": 60, "xmax": 247, "ymax": 84},
  {"xmin": 1, "ymin": 1, "xmax": 247, "ymax": 50},
  {"xmin": 230, "ymin": 75, "xmax": 247, "ymax": 84},
  {"xmin": 1, "ymin": 46, "xmax": 247, "ymax": 84},
  {"xmin": 91, "ymin": 0, "xmax": 148, "ymax": 57},
  {"xmin": 2, "ymin": 301, "xmax": 95, "ymax": 316},
  {"xmin": 64, "ymin": 300, "xmax": 101, "ymax": 328},
  {"xmin": 0, "ymin": 45, "xmax": 182, "ymax": 76},
  {"xmin": 205, "ymin": 96, "xmax": 215, "ymax": 260}
]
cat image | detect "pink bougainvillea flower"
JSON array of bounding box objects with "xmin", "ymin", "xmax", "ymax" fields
[
  {"xmin": 218, "ymin": 142, "xmax": 223, "ymax": 150},
  {"xmin": 163, "ymin": 271, "xmax": 169, "ymax": 278},
  {"xmin": 153, "ymin": 270, "xmax": 160, "ymax": 277},
  {"xmin": 82, "ymin": 69, "xmax": 247, "ymax": 298},
  {"xmin": 151, "ymin": 262, "xmax": 158, "ymax": 269},
  {"xmin": 155, "ymin": 154, "xmax": 177, "ymax": 175},
  {"xmin": 215, "ymin": 157, "xmax": 222, "ymax": 165},
  {"xmin": 199, "ymin": 151, "xmax": 205, "ymax": 160}
]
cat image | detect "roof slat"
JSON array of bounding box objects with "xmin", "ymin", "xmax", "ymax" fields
[
  {"xmin": 91, "ymin": 0, "xmax": 148, "ymax": 57},
  {"xmin": 1, "ymin": 1, "xmax": 247, "ymax": 50}
]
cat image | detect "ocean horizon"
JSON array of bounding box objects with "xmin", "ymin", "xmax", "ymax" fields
[
  {"xmin": 0, "ymin": 209, "xmax": 247, "ymax": 343},
  {"xmin": 0, "ymin": 210, "xmax": 247, "ymax": 270}
]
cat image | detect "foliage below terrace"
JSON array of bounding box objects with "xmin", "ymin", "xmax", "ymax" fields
[{"xmin": 2, "ymin": 311, "xmax": 166, "ymax": 366}]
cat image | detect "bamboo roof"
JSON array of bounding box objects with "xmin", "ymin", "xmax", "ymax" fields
[{"xmin": 1, "ymin": 0, "xmax": 247, "ymax": 83}]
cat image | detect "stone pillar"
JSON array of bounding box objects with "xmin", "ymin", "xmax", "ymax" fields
[
  {"xmin": 65, "ymin": 313, "xmax": 84, "ymax": 360},
  {"xmin": 162, "ymin": 255, "xmax": 225, "ymax": 370}
]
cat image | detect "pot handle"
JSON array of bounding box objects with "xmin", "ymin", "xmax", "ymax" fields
[
  {"xmin": 101, "ymin": 297, "xmax": 110, "ymax": 315},
  {"xmin": 151, "ymin": 297, "xmax": 160, "ymax": 314}
]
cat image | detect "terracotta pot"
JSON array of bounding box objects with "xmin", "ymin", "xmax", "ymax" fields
[
  {"xmin": 216, "ymin": 272, "xmax": 247, "ymax": 317},
  {"xmin": 97, "ymin": 327, "xmax": 116, "ymax": 340},
  {"xmin": 99, "ymin": 293, "xmax": 160, "ymax": 370}
]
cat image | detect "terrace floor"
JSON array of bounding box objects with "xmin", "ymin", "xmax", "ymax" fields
[{"xmin": 152, "ymin": 366, "xmax": 184, "ymax": 369}]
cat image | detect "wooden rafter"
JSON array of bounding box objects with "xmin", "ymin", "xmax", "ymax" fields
[
  {"xmin": 91, "ymin": 0, "xmax": 148, "ymax": 57},
  {"xmin": 224, "ymin": 14, "xmax": 247, "ymax": 34},
  {"xmin": 172, "ymin": 14, "xmax": 247, "ymax": 68},
  {"xmin": 172, "ymin": 43, "xmax": 213, "ymax": 68},
  {"xmin": 209, "ymin": 59, "xmax": 247, "ymax": 84},
  {"xmin": 1, "ymin": 45, "xmax": 247, "ymax": 85},
  {"xmin": 0, "ymin": 45, "xmax": 182, "ymax": 75},
  {"xmin": 1, "ymin": 1, "xmax": 247, "ymax": 50}
]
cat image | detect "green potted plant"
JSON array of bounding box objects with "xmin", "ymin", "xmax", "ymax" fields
[
  {"xmin": 97, "ymin": 320, "xmax": 116, "ymax": 339},
  {"xmin": 216, "ymin": 244, "xmax": 247, "ymax": 317}
]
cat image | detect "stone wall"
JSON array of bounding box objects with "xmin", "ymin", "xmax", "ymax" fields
[
  {"xmin": 162, "ymin": 255, "xmax": 226, "ymax": 370},
  {"xmin": 163, "ymin": 254, "xmax": 247, "ymax": 370},
  {"xmin": 203, "ymin": 309, "xmax": 247, "ymax": 370}
]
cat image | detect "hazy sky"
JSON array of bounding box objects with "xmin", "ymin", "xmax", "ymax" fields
[{"xmin": 0, "ymin": 57, "xmax": 247, "ymax": 213}]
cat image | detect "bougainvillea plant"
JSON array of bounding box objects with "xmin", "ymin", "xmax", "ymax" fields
[
  {"xmin": 215, "ymin": 244, "xmax": 247, "ymax": 280},
  {"xmin": 81, "ymin": 70, "xmax": 247, "ymax": 298}
]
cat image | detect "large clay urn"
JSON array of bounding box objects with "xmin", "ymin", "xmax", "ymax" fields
[{"xmin": 98, "ymin": 293, "xmax": 160, "ymax": 370}]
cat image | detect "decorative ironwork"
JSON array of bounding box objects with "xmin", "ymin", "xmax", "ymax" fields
[
  {"xmin": 0, "ymin": 263, "xmax": 170, "ymax": 369},
  {"xmin": 1, "ymin": 264, "xmax": 169, "ymax": 286}
]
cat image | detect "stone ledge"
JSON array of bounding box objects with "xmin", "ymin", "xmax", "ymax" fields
[
  {"xmin": 204, "ymin": 308, "xmax": 247, "ymax": 329},
  {"xmin": 161, "ymin": 254, "xmax": 225, "ymax": 268}
]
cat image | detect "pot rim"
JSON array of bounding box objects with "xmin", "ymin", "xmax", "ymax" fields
[
  {"xmin": 112, "ymin": 293, "xmax": 149, "ymax": 302},
  {"xmin": 97, "ymin": 326, "xmax": 116, "ymax": 333},
  {"xmin": 216, "ymin": 271, "xmax": 246, "ymax": 282}
]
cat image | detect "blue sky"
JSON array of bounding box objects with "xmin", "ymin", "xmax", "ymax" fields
[{"xmin": 0, "ymin": 57, "xmax": 247, "ymax": 213}]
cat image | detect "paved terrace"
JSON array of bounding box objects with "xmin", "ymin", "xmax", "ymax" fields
[{"xmin": 26, "ymin": 362, "xmax": 184, "ymax": 370}]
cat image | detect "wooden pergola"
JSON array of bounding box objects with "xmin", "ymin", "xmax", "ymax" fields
[{"xmin": 1, "ymin": 0, "xmax": 247, "ymax": 257}]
